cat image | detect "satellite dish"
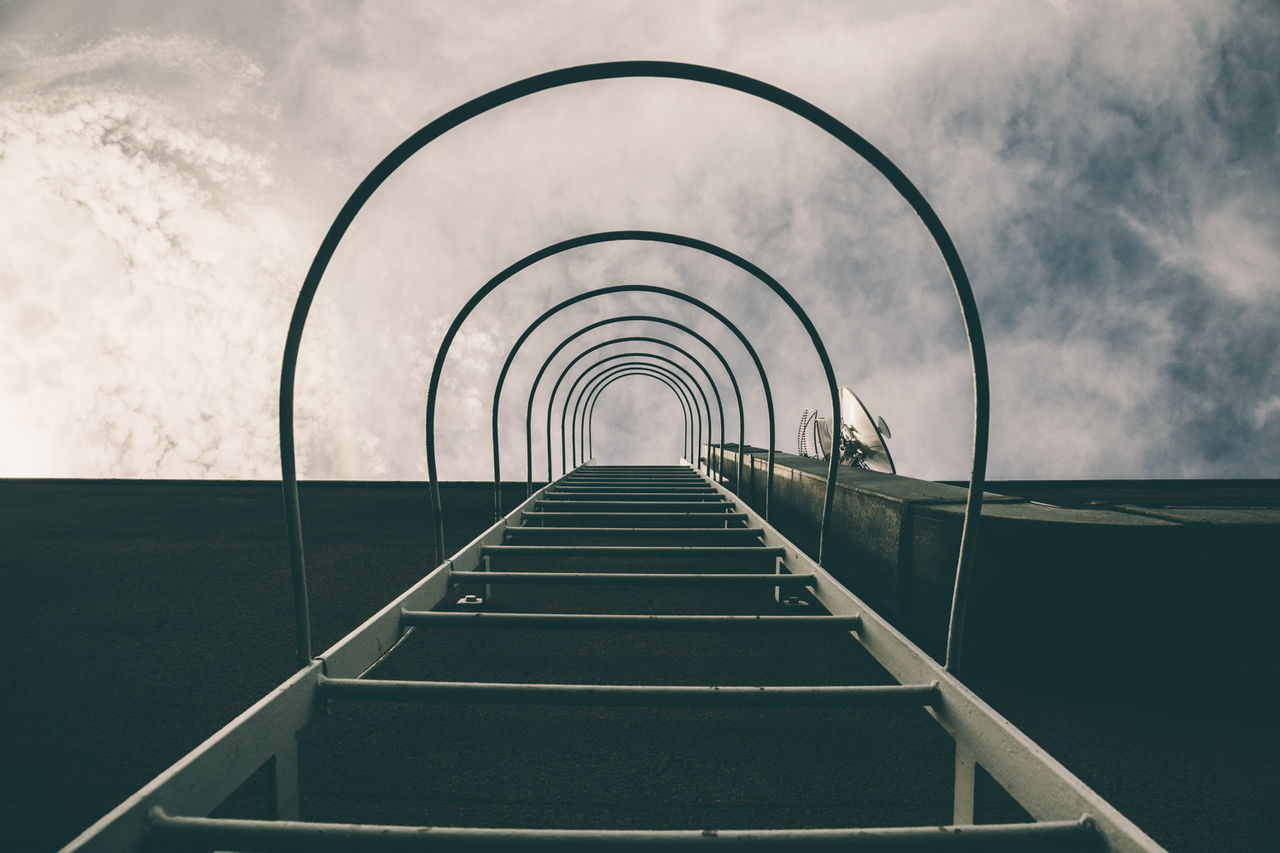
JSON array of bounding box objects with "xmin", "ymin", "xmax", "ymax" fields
[
  {"xmin": 796, "ymin": 386, "xmax": 895, "ymax": 474},
  {"xmin": 838, "ymin": 386, "xmax": 896, "ymax": 474},
  {"xmin": 814, "ymin": 417, "xmax": 834, "ymax": 459}
]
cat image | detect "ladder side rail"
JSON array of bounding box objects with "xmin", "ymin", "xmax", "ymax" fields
[
  {"xmin": 321, "ymin": 469, "xmax": 559, "ymax": 679},
  {"xmin": 62, "ymin": 476, "xmax": 565, "ymax": 852},
  {"xmin": 60, "ymin": 664, "xmax": 322, "ymax": 853},
  {"xmin": 699, "ymin": 472, "xmax": 1162, "ymax": 853}
]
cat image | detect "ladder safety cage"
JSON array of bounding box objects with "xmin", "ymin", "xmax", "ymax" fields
[
  {"xmin": 564, "ymin": 357, "xmax": 713, "ymax": 475},
  {"xmin": 555, "ymin": 345, "xmax": 720, "ymax": 476},
  {"xmin": 489, "ymin": 284, "xmax": 766, "ymax": 516},
  {"xmin": 64, "ymin": 61, "xmax": 1162, "ymax": 853},
  {"xmin": 427, "ymin": 227, "xmax": 846, "ymax": 570},
  {"xmin": 578, "ymin": 324, "xmax": 745, "ymax": 482},
  {"xmin": 577, "ymin": 368, "xmax": 698, "ymax": 466},
  {"xmin": 67, "ymin": 463, "xmax": 1161, "ymax": 851}
]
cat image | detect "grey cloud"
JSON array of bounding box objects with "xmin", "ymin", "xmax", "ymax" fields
[{"xmin": 3, "ymin": 0, "xmax": 1277, "ymax": 482}]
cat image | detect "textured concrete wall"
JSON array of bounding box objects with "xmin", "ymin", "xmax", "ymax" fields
[{"xmin": 708, "ymin": 446, "xmax": 1280, "ymax": 703}]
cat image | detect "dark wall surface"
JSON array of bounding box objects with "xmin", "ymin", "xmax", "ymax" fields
[
  {"xmin": 711, "ymin": 450, "xmax": 1280, "ymax": 851},
  {"xmin": 2, "ymin": 478, "xmax": 1277, "ymax": 851},
  {"xmin": 1, "ymin": 480, "xmax": 530, "ymax": 851}
]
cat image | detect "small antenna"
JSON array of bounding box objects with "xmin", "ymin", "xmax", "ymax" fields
[{"xmin": 797, "ymin": 408, "xmax": 818, "ymax": 456}]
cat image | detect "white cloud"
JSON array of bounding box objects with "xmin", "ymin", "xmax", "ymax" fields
[
  {"xmin": 3, "ymin": 0, "xmax": 1277, "ymax": 482},
  {"xmin": 0, "ymin": 33, "xmax": 314, "ymax": 478}
]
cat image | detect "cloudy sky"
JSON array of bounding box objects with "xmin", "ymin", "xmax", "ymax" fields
[{"xmin": 2, "ymin": 0, "xmax": 1277, "ymax": 483}]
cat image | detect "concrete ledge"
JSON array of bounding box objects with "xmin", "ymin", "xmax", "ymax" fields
[{"xmin": 709, "ymin": 445, "xmax": 1280, "ymax": 703}]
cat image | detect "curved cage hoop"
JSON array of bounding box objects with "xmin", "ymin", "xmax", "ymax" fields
[
  {"xmin": 504, "ymin": 315, "xmax": 743, "ymax": 510},
  {"xmin": 580, "ymin": 366, "xmax": 700, "ymax": 462},
  {"xmin": 489, "ymin": 284, "xmax": 770, "ymax": 516},
  {"xmin": 556, "ymin": 347, "xmax": 718, "ymax": 475},
  {"xmin": 281, "ymin": 61, "xmax": 988, "ymax": 676}
]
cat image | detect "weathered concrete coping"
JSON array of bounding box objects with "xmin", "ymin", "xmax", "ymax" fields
[
  {"xmin": 714, "ymin": 444, "xmax": 1280, "ymax": 528},
  {"xmin": 708, "ymin": 444, "xmax": 1280, "ymax": 700}
]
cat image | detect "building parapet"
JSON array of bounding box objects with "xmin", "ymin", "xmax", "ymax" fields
[{"xmin": 709, "ymin": 444, "xmax": 1280, "ymax": 705}]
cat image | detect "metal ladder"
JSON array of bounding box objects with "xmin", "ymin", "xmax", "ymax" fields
[{"xmin": 77, "ymin": 461, "xmax": 1164, "ymax": 852}]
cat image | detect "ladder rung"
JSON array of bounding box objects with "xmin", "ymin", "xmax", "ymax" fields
[
  {"xmin": 523, "ymin": 510, "xmax": 747, "ymax": 518},
  {"xmin": 481, "ymin": 545, "xmax": 783, "ymax": 557},
  {"xmin": 553, "ymin": 489, "xmax": 710, "ymax": 494},
  {"xmin": 449, "ymin": 571, "xmax": 813, "ymax": 586},
  {"xmin": 553, "ymin": 480, "xmax": 712, "ymax": 485},
  {"xmin": 400, "ymin": 611, "xmax": 860, "ymax": 630},
  {"xmin": 532, "ymin": 501, "xmax": 734, "ymax": 512},
  {"xmin": 317, "ymin": 677, "xmax": 939, "ymax": 707},
  {"xmin": 520, "ymin": 511, "xmax": 749, "ymax": 521},
  {"xmin": 561, "ymin": 474, "xmax": 703, "ymax": 478},
  {"xmin": 547, "ymin": 480, "xmax": 713, "ymax": 484},
  {"xmin": 538, "ymin": 494, "xmax": 725, "ymax": 501},
  {"xmin": 560, "ymin": 477, "xmax": 705, "ymax": 481},
  {"xmin": 562, "ymin": 475, "xmax": 704, "ymax": 481},
  {"xmin": 568, "ymin": 468, "xmax": 697, "ymax": 472},
  {"xmin": 503, "ymin": 526, "xmax": 763, "ymax": 537},
  {"xmin": 148, "ymin": 809, "xmax": 1096, "ymax": 850},
  {"xmin": 551, "ymin": 483, "xmax": 714, "ymax": 488}
]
